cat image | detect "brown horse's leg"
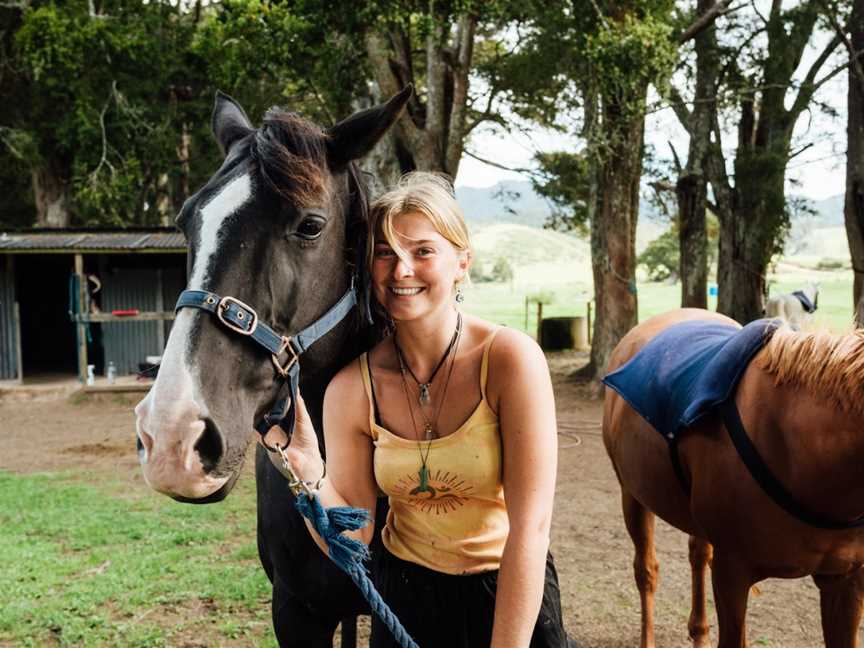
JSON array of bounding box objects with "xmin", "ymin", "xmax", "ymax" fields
[
  {"xmin": 813, "ymin": 568, "xmax": 864, "ymax": 648},
  {"xmin": 622, "ymin": 492, "xmax": 660, "ymax": 648},
  {"xmin": 688, "ymin": 535, "xmax": 713, "ymax": 647},
  {"xmin": 711, "ymin": 552, "xmax": 753, "ymax": 648}
]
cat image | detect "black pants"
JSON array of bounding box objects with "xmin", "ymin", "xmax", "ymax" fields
[{"xmin": 370, "ymin": 548, "xmax": 576, "ymax": 648}]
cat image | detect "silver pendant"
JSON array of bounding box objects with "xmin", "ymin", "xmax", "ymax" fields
[
  {"xmin": 424, "ymin": 423, "xmax": 435, "ymax": 440},
  {"xmin": 419, "ymin": 383, "xmax": 431, "ymax": 406}
]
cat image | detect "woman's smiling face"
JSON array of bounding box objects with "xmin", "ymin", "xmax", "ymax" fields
[{"xmin": 371, "ymin": 211, "xmax": 468, "ymax": 322}]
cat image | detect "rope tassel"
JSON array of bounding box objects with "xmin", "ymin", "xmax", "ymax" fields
[{"xmin": 295, "ymin": 493, "xmax": 420, "ymax": 648}]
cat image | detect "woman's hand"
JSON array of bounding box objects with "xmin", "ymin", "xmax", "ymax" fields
[{"xmin": 261, "ymin": 392, "xmax": 324, "ymax": 483}]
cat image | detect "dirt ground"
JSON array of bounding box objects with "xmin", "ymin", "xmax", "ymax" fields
[{"xmin": 0, "ymin": 354, "xmax": 852, "ymax": 647}]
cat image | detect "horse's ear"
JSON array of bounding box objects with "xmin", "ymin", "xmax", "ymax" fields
[
  {"xmin": 327, "ymin": 85, "xmax": 413, "ymax": 167},
  {"xmin": 212, "ymin": 91, "xmax": 254, "ymax": 156}
]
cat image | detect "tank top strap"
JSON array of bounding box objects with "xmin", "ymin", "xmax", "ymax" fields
[
  {"xmin": 358, "ymin": 353, "xmax": 379, "ymax": 439},
  {"xmin": 480, "ymin": 327, "xmax": 502, "ymax": 402}
]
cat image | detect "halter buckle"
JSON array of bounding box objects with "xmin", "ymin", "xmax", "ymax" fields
[
  {"xmin": 217, "ymin": 296, "xmax": 258, "ymax": 336},
  {"xmin": 272, "ymin": 336, "xmax": 299, "ymax": 377}
]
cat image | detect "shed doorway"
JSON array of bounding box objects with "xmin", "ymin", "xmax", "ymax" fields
[{"xmin": 15, "ymin": 255, "xmax": 78, "ymax": 379}]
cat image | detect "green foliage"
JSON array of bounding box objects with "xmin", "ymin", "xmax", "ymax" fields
[
  {"xmin": 638, "ymin": 212, "xmax": 720, "ymax": 282},
  {"xmin": 526, "ymin": 289, "xmax": 555, "ymax": 305},
  {"xmin": 491, "ymin": 256, "xmax": 514, "ymax": 283},
  {"xmin": 532, "ymin": 150, "xmax": 592, "ymax": 234},
  {"xmin": 638, "ymin": 226, "xmax": 679, "ymax": 281},
  {"xmin": 584, "ymin": 13, "xmax": 677, "ymax": 108}
]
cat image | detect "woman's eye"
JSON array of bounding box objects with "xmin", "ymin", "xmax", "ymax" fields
[
  {"xmin": 295, "ymin": 217, "xmax": 325, "ymax": 240},
  {"xmin": 374, "ymin": 247, "xmax": 395, "ymax": 258},
  {"xmin": 416, "ymin": 248, "xmax": 434, "ymax": 257}
]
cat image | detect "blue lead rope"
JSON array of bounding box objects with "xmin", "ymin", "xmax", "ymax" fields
[{"xmin": 294, "ymin": 493, "xmax": 419, "ymax": 648}]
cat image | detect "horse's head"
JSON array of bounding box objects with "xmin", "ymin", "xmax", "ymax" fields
[{"xmin": 135, "ymin": 88, "xmax": 409, "ymax": 502}]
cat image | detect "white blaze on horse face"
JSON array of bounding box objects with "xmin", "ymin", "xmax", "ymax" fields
[
  {"xmin": 190, "ymin": 173, "xmax": 252, "ymax": 290},
  {"xmin": 137, "ymin": 174, "xmax": 252, "ymax": 469}
]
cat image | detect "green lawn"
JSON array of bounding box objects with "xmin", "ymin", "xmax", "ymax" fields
[
  {"xmin": 0, "ymin": 471, "xmax": 274, "ymax": 647},
  {"xmin": 462, "ymin": 277, "xmax": 856, "ymax": 336}
]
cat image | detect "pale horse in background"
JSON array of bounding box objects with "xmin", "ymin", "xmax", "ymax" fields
[{"xmin": 765, "ymin": 282, "xmax": 819, "ymax": 329}]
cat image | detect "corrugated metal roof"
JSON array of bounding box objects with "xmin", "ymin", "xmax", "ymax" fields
[{"xmin": 0, "ymin": 229, "xmax": 185, "ymax": 252}]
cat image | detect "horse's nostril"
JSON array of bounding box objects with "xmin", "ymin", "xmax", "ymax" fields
[{"xmin": 195, "ymin": 418, "xmax": 224, "ymax": 473}]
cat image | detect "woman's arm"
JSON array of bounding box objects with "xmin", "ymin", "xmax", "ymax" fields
[
  {"xmin": 488, "ymin": 329, "xmax": 559, "ymax": 648},
  {"xmin": 281, "ymin": 361, "xmax": 379, "ymax": 551}
]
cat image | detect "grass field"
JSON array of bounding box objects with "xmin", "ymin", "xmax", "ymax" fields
[
  {"xmin": 0, "ymin": 471, "xmax": 273, "ymax": 647},
  {"xmin": 466, "ymin": 223, "xmax": 856, "ymax": 335}
]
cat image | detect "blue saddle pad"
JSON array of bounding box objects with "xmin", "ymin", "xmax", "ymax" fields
[{"xmin": 603, "ymin": 318, "xmax": 780, "ymax": 441}]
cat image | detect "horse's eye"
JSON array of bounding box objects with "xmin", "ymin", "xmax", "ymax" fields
[{"xmin": 295, "ymin": 216, "xmax": 325, "ymax": 240}]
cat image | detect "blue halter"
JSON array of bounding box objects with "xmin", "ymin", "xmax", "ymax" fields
[{"xmin": 175, "ymin": 282, "xmax": 357, "ymax": 444}]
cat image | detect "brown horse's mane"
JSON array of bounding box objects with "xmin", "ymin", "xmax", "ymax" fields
[
  {"xmin": 252, "ymin": 108, "xmax": 329, "ymax": 207},
  {"xmin": 758, "ymin": 325, "xmax": 864, "ymax": 416}
]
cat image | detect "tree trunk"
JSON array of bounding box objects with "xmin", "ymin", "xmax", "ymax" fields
[
  {"xmin": 352, "ymin": 85, "xmax": 407, "ymax": 197},
  {"xmin": 585, "ymin": 97, "xmax": 643, "ymax": 380},
  {"xmin": 364, "ymin": 13, "xmax": 476, "ymax": 178},
  {"xmin": 846, "ymin": 0, "xmax": 864, "ymax": 326},
  {"xmin": 718, "ymin": 146, "xmax": 788, "ymax": 322},
  {"xmin": 31, "ymin": 161, "xmax": 70, "ymax": 228},
  {"xmin": 677, "ymin": 174, "xmax": 708, "ymax": 307},
  {"xmin": 676, "ymin": 0, "xmax": 718, "ymax": 309}
]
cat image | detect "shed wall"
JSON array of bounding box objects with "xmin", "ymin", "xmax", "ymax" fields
[{"xmin": 101, "ymin": 266, "xmax": 184, "ymax": 376}]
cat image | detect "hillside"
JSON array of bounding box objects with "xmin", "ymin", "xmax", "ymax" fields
[{"xmin": 470, "ymin": 223, "xmax": 591, "ymax": 286}]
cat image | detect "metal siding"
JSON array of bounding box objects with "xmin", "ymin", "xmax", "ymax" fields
[
  {"xmin": 0, "ymin": 230, "xmax": 185, "ymax": 251},
  {"xmin": 100, "ymin": 270, "xmax": 161, "ymax": 376},
  {"xmin": 0, "ymin": 261, "xmax": 17, "ymax": 379}
]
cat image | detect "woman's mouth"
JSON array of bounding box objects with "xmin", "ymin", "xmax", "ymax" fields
[{"xmin": 390, "ymin": 286, "xmax": 425, "ymax": 296}]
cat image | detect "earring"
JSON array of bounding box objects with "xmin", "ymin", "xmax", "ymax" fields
[{"xmin": 455, "ymin": 286, "xmax": 464, "ymax": 303}]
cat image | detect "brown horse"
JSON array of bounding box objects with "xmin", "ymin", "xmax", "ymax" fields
[{"xmin": 603, "ymin": 308, "xmax": 864, "ymax": 648}]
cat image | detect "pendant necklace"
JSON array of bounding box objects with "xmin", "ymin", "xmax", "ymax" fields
[
  {"xmin": 393, "ymin": 313, "xmax": 462, "ymax": 407},
  {"xmin": 396, "ymin": 314, "xmax": 462, "ymax": 493}
]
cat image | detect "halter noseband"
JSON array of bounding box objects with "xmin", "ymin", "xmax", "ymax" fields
[{"xmin": 175, "ymin": 282, "xmax": 357, "ymax": 445}]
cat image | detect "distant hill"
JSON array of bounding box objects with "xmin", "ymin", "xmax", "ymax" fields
[
  {"xmin": 456, "ymin": 181, "xmax": 550, "ymax": 228},
  {"xmin": 456, "ymin": 181, "xmax": 846, "ymax": 248},
  {"xmin": 810, "ymin": 194, "xmax": 844, "ymax": 226}
]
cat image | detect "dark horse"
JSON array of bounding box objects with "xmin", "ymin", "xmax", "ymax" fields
[{"xmin": 134, "ymin": 88, "xmax": 410, "ymax": 646}]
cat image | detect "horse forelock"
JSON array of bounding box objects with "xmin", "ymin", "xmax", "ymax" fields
[
  {"xmin": 252, "ymin": 109, "xmax": 330, "ymax": 207},
  {"xmin": 758, "ymin": 327, "xmax": 864, "ymax": 417}
]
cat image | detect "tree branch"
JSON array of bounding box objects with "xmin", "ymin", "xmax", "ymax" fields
[
  {"xmin": 788, "ymin": 141, "xmax": 814, "ymax": 159},
  {"xmin": 677, "ymin": 0, "xmax": 740, "ymax": 43},
  {"xmin": 789, "ymin": 34, "xmax": 843, "ymax": 117},
  {"xmin": 463, "ymin": 149, "xmax": 534, "ymax": 174},
  {"xmin": 818, "ymin": 0, "xmax": 864, "ymax": 92},
  {"xmin": 89, "ymin": 80, "xmax": 117, "ymax": 184},
  {"xmin": 666, "ymin": 83, "xmax": 693, "ymax": 134},
  {"xmin": 445, "ymin": 13, "xmax": 477, "ymax": 176}
]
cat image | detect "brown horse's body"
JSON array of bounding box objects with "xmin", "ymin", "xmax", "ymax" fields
[{"xmin": 603, "ymin": 308, "xmax": 864, "ymax": 648}]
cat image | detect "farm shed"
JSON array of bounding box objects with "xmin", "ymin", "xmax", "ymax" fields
[{"xmin": 0, "ymin": 228, "xmax": 186, "ymax": 383}]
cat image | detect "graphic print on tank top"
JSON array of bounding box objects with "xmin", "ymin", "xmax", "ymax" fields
[{"xmin": 390, "ymin": 467, "xmax": 475, "ymax": 515}]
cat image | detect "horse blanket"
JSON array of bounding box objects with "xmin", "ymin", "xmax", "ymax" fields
[{"xmin": 603, "ymin": 318, "xmax": 781, "ymax": 441}]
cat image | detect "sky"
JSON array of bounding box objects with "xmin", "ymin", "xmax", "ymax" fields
[{"xmin": 455, "ymin": 39, "xmax": 850, "ymax": 203}]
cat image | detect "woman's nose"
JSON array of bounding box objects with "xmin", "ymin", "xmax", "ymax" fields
[{"xmin": 393, "ymin": 256, "xmax": 414, "ymax": 279}]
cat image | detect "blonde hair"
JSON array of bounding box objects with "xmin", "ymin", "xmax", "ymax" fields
[{"xmin": 367, "ymin": 172, "xmax": 472, "ymax": 276}]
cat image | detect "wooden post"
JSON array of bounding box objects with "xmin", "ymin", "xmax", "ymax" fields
[
  {"xmin": 536, "ymin": 302, "xmax": 543, "ymax": 343},
  {"xmin": 14, "ymin": 302, "xmax": 22, "ymax": 384},
  {"xmin": 74, "ymin": 254, "xmax": 88, "ymax": 382},
  {"xmin": 524, "ymin": 296, "xmax": 529, "ymax": 332},
  {"xmin": 155, "ymin": 268, "xmax": 165, "ymax": 351}
]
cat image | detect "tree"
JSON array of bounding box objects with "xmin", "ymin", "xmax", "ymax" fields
[
  {"xmin": 670, "ymin": 0, "xmax": 726, "ymax": 308},
  {"xmin": 703, "ymin": 1, "xmax": 842, "ymax": 322},
  {"xmin": 836, "ymin": 0, "xmax": 864, "ymax": 323},
  {"xmin": 362, "ymin": 2, "xmax": 522, "ymax": 177}
]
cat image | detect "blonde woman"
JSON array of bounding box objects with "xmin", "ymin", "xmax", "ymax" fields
[{"xmin": 284, "ymin": 173, "xmax": 576, "ymax": 647}]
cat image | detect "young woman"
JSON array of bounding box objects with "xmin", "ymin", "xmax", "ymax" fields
[{"xmin": 281, "ymin": 173, "xmax": 575, "ymax": 648}]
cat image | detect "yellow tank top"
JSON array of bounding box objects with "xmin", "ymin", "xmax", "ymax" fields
[{"xmin": 359, "ymin": 329, "xmax": 509, "ymax": 575}]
